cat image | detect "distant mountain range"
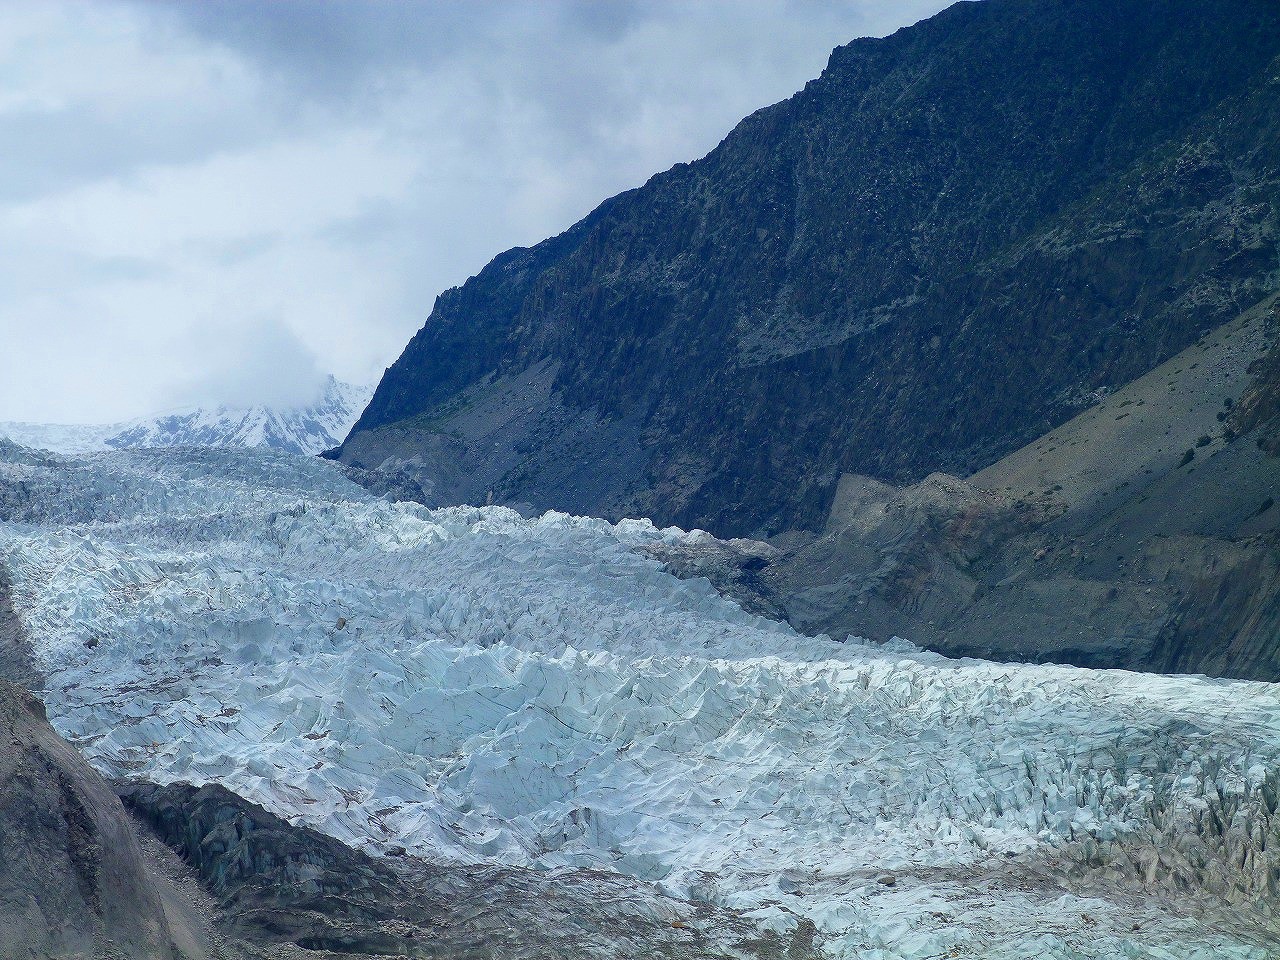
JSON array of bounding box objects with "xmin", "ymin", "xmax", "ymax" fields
[{"xmin": 0, "ymin": 376, "xmax": 372, "ymax": 456}]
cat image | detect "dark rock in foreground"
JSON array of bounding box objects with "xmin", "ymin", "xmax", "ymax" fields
[
  {"xmin": 120, "ymin": 781, "xmax": 815, "ymax": 960},
  {"xmin": 0, "ymin": 681, "xmax": 208, "ymax": 959}
]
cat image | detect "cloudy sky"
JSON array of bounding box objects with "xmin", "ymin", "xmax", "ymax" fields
[{"xmin": 0, "ymin": 0, "xmax": 948, "ymax": 423}]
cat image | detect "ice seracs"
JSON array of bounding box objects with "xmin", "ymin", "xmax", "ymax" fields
[{"xmin": 0, "ymin": 443, "xmax": 1276, "ymax": 959}]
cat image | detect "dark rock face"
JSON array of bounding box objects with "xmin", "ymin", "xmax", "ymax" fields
[
  {"xmin": 1231, "ymin": 335, "xmax": 1280, "ymax": 455},
  {"xmin": 339, "ymin": 0, "xmax": 1280, "ymax": 538},
  {"xmin": 119, "ymin": 781, "xmax": 423, "ymax": 956},
  {"xmin": 699, "ymin": 298, "xmax": 1280, "ymax": 680},
  {"xmin": 0, "ymin": 565, "xmax": 36, "ymax": 689},
  {"xmin": 0, "ymin": 682, "xmax": 206, "ymax": 959},
  {"xmin": 630, "ymin": 289, "xmax": 1280, "ymax": 680},
  {"xmin": 121, "ymin": 782, "xmax": 810, "ymax": 960},
  {"xmin": 747, "ymin": 466, "xmax": 1280, "ymax": 681}
]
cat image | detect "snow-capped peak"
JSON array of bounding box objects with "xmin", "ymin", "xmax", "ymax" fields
[{"xmin": 0, "ymin": 376, "xmax": 372, "ymax": 456}]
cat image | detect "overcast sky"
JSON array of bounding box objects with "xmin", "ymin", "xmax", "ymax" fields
[{"xmin": 0, "ymin": 0, "xmax": 949, "ymax": 423}]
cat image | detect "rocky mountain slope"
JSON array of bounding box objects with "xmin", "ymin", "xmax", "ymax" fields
[
  {"xmin": 656, "ymin": 294, "xmax": 1280, "ymax": 679},
  {"xmin": 0, "ymin": 574, "xmax": 209, "ymax": 960},
  {"xmin": 334, "ymin": 0, "xmax": 1280, "ymax": 539},
  {"xmin": 1, "ymin": 377, "xmax": 372, "ymax": 457}
]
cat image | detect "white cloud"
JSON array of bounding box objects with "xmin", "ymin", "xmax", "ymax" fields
[
  {"xmin": 0, "ymin": 0, "xmax": 950, "ymax": 423},
  {"xmin": 4, "ymin": 130, "xmax": 418, "ymax": 256}
]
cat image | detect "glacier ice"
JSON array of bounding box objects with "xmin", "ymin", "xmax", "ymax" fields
[{"xmin": 0, "ymin": 441, "xmax": 1277, "ymax": 959}]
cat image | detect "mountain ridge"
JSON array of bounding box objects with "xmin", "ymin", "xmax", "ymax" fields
[{"xmin": 336, "ymin": 0, "xmax": 1280, "ymax": 538}]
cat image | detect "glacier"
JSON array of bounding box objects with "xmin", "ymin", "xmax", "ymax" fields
[{"xmin": 0, "ymin": 440, "xmax": 1276, "ymax": 959}]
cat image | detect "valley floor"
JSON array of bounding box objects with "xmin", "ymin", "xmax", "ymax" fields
[{"xmin": 0, "ymin": 442, "xmax": 1276, "ymax": 959}]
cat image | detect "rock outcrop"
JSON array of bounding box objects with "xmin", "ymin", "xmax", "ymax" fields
[
  {"xmin": 0, "ymin": 681, "xmax": 208, "ymax": 960},
  {"xmin": 121, "ymin": 781, "xmax": 808, "ymax": 960},
  {"xmin": 695, "ymin": 299, "xmax": 1280, "ymax": 679},
  {"xmin": 119, "ymin": 781, "xmax": 426, "ymax": 957}
]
